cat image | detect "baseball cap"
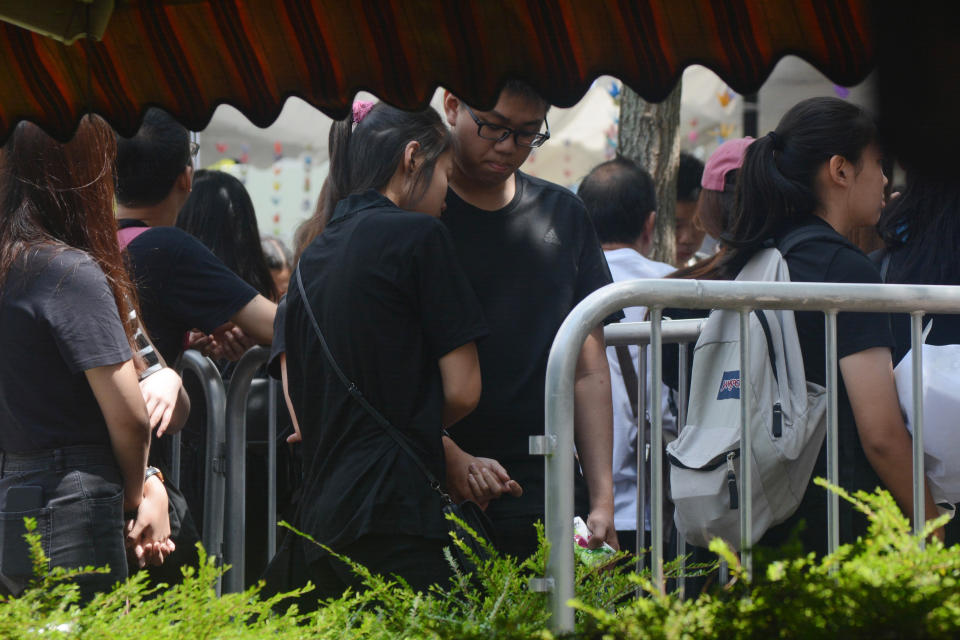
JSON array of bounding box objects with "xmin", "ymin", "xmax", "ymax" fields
[{"xmin": 701, "ymin": 137, "xmax": 754, "ymax": 191}]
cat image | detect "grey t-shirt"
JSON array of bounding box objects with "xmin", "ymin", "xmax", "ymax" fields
[{"xmin": 0, "ymin": 246, "xmax": 132, "ymax": 452}]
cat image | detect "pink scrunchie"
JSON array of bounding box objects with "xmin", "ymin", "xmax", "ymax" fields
[{"xmin": 352, "ymin": 100, "xmax": 375, "ymax": 124}]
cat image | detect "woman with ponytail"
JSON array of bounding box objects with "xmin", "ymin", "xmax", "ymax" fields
[
  {"xmin": 699, "ymin": 97, "xmax": 940, "ymax": 554},
  {"xmin": 0, "ymin": 118, "xmax": 173, "ymax": 600},
  {"xmin": 279, "ymin": 102, "xmax": 491, "ymax": 601}
]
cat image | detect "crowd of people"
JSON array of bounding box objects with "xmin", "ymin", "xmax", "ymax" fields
[{"xmin": 0, "ymin": 83, "xmax": 954, "ymax": 605}]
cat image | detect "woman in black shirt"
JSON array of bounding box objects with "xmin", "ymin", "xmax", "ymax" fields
[
  {"xmin": 282, "ymin": 103, "xmax": 489, "ymax": 601},
  {"xmin": 877, "ymin": 171, "xmax": 960, "ymax": 544},
  {"xmin": 0, "ymin": 118, "xmax": 171, "ymax": 599},
  {"xmin": 694, "ymin": 97, "xmax": 940, "ymax": 553}
]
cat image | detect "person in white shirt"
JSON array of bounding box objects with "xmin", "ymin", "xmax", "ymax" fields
[{"xmin": 578, "ymin": 157, "xmax": 676, "ymax": 554}]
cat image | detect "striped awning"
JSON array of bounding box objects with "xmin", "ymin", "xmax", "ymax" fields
[{"xmin": 0, "ymin": 0, "xmax": 874, "ymax": 142}]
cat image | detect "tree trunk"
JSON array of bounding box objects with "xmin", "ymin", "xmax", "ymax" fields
[{"xmin": 618, "ymin": 81, "xmax": 683, "ymax": 265}]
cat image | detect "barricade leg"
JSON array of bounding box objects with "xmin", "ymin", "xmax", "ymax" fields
[
  {"xmin": 223, "ymin": 346, "xmax": 270, "ymax": 594},
  {"xmin": 176, "ymin": 350, "xmax": 227, "ymax": 596},
  {"xmin": 738, "ymin": 310, "xmax": 753, "ymax": 579},
  {"xmin": 675, "ymin": 342, "xmax": 689, "ymax": 598},
  {"xmin": 910, "ymin": 311, "xmax": 926, "ymax": 543},
  {"xmin": 649, "ymin": 308, "xmax": 665, "ymax": 592},
  {"xmin": 267, "ymin": 378, "xmax": 278, "ymax": 559},
  {"xmin": 825, "ymin": 312, "xmax": 840, "ymax": 556},
  {"xmin": 636, "ymin": 347, "xmax": 647, "ymax": 577}
]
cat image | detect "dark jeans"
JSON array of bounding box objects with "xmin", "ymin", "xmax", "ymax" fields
[
  {"xmin": 307, "ymin": 534, "xmax": 450, "ymax": 605},
  {"xmin": 0, "ymin": 445, "xmax": 126, "ymax": 603}
]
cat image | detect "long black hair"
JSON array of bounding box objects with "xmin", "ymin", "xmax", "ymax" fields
[
  {"xmin": 878, "ymin": 172, "xmax": 960, "ymax": 285},
  {"xmin": 176, "ymin": 169, "xmax": 278, "ymax": 300},
  {"xmin": 296, "ymin": 103, "xmax": 450, "ymax": 259},
  {"xmin": 706, "ymin": 97, "xmax": 877, "ymax": 279}
]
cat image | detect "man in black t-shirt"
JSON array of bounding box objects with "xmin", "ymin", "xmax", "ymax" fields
[
  {"xmin": 115, "ymin": 109, "xmax": 276, "ymax": 364},
  {"xmin": 440, "ymin": 82, "xmax": 621, "ymax": 557}
]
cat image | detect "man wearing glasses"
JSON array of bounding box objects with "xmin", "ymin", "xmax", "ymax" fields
[{"xmin": 439, "ymin": 82, "xmax": 621, "ymax": 558}]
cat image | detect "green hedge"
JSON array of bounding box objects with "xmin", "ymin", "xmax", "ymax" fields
[{"xmin": 2, "ymin": 481, "xmax": 958, "ymax": 639}]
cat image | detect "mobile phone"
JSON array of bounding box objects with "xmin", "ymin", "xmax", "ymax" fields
[{"xmin": 5, "ymin": 486, "xmax": 43, "ymax": 512}]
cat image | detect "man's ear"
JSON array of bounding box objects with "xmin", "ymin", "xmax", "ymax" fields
[
  {"xmin": 639, "ymin": 210, "xmax": 656, "ymax": 255},
  {"xmin": 175, "ymin": 165, "xmax": 193, "ymax": 195},
  {"xmin": 643, "ymin": 210, "xmax": 656, "ymax": 238},
  {"xmin": 442, "ymin": 90, "xmax": 460, "ymax": 128},
  {"xmin": 827, "ymin": 155, "xmax": 849, "ymax": 187}
]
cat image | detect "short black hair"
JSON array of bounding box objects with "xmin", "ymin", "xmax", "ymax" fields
[
  {"xmin": 116, "ymin": 108, "xmax": 191, "ymax": 207},
  {"xmin": 578, "ymin": 157, "xmax": 656, "ymax": 245},
  {"xmin": 677, "ymin": 152, "xmax": 704, "ymax": 203},
  {"xmin": 500, "ymin": 79, "xmax": 551, "ymax": 113}
]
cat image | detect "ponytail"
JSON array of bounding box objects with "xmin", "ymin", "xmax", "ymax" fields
[
  {"xmin": 293, "ymin": 102, "xmax": 450, "ymax": 261},
  {"xmin": 700, "ymin": 97, "xmax": 876, "ymax": 279}
]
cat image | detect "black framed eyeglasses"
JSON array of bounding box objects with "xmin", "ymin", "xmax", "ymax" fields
[{"xmin": 464, "ymin": 105, "xmax": 550, "ymax": 148}]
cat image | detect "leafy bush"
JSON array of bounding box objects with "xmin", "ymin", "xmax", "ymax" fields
[
  {"xmin": 574, "ymin": 480, "xmax": 960, "ymax": 639},
  {"xmin": 2, "ymin": 482, "xmax": 959, "ymax": 639}
]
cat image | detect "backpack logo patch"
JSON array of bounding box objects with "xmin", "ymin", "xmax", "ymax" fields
[{"xmin": 717, "ymin": 370, "xmax": 741, "ymax": 400}]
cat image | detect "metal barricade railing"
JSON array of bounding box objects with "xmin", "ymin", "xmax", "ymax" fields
[
  {"xmin": 222, "ymin": 346, "xmax": 272, "ymax": 594},
  {"xmin": 539, "ymin": 278, "xmax": 960, "ymax": 634},
  {"xmin": 176, "ymin": 350, "xmax": 227, "ymax": 595},
  {"xmin": 604, "ymin": 317, "xmax": 704, "ymax": 597}
]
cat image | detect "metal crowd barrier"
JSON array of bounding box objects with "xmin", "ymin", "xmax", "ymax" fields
[
  {"xmin": 176, "ymin": 350, "xmax": 227, "ymax": 595},
  {"xmin": 538, "ymin": 278, "xmax": 960, "ymax": 634},
  {"xmin": 222, "ymin": 346, "xmax": 273, "ymax": 594},
  {"xmin": 604, "ymin": 317, "xmax": 704, "ymax": 598}
]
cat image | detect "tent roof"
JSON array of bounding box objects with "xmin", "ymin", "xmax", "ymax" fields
[{"xmin": 0, "ymin": 0, "xmax": 873, "ymax": 142}]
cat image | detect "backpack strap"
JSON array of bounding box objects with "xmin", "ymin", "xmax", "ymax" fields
[
  {"xmin": 293, "ymin": 262, "xmax": 453, "ymax": 505},
  {"xmin": 753, "ymin": 309, "xmax": 779, "ymax": 386},
  {"xmin": 777, "ymin": 224, "xmax": 849, "ymax": 257},
  {"xmin": 879, "ymin": 251, "xmax": 891, "ymax": 283},
  {"xmin": 614, "ymin": 345, "xmax": 639, "ymax": 419},
  {"xmin": 118, "ymin": 225, "xmax": 151, "ymax": 249}
]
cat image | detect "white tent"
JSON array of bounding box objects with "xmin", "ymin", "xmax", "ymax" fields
[{"xmin": 198, "ymin": 58, "xmax": 873, "ymax": 245}]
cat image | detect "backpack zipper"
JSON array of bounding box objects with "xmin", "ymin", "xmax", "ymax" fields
[
  {"xmin": 772, "ymin": 401, "xmax": 783, "ymax": 438},
  {"xmin": 726, "ymin": 451, "xmax": 739, "ymax": 510},
  {"xmin": 667, "ymin": 447, "xmax": 740, "ymax": 471}
]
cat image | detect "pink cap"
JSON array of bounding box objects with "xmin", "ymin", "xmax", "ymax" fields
[{"xmin": 701, "ymin": 137, "xmax": 754, "ymax": 191}]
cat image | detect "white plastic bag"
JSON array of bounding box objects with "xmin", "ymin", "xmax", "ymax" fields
[{"xmin": 894, "ymin": 343, "xmax": 960, "ymax": 504}]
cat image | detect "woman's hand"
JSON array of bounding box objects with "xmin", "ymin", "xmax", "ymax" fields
[
  {"xmin": 442, "ymin": 437, "xmax": 522, "ymax": 508},
  {"xmin": 125, "ymin": 475, "xmax": 175, "ymax": 568},
  {"xmin": 139, "ymin": 367, "xmax": 185, "ymax": 437},
  {"xmin": 209, "ymin": 325, "xmax": 257, "ymax": 361}
]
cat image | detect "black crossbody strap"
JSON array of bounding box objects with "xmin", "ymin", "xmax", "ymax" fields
[{"xmin": 294, "ymin": 263, "xmax": 451, "ymax": 504}]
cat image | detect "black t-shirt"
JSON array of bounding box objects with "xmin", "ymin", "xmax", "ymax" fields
[
  {"xmin": 0, "ymin": 246, "xmax": 132, "ymax": 452},
  {"xmin": 879, "ymin": 248, "xmax": 960, "ymax": 365},
  {"xmin": 763, "ymin": 216, "xmax": 894, "ymax": 552},
  {"xmin": 441, "ymin": 172, "xmax": 621, "ymax": 519},
  {"xmin": 285, "ymin": 190, "xmax": 488, "ymax": 559},
  {"xmin": 118, "ymin": 220, "xmax": 258, "ymax": 363}
]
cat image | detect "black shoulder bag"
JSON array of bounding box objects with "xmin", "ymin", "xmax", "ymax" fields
[{"xmin": 293, "ymin": 263, "xmax": 497, "ymax": 571}]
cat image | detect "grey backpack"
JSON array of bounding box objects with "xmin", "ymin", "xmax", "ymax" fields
[{"xmin": 666, "ymin": 227, "xmax": 839, "ymax": 550}]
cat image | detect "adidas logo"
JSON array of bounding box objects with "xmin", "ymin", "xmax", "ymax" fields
[{"xmin": 543, "ymin": 228, "xmax": 561, "ymax": 246}]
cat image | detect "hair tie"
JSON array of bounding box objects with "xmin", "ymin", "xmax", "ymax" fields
[
  {"xmin": 766, "ymin": 131, "xmax": 782, "ymax": 150},
  {"xmin": 352, "ymin": 100, "xmax": 375, "ymax": 125}
]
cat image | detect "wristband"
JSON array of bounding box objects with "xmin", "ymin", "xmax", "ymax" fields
[
  {"xmin": 132, "ymin": 323, "xmax": 163, "ymax": 381},
  {"xmin": 145, "ymin": 466, "xmax": 165, "ymax": 484}
]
